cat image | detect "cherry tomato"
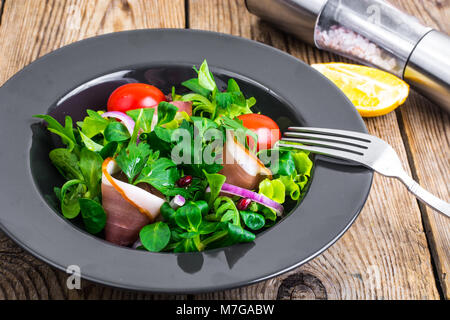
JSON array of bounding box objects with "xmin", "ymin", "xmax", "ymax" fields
[
  {"xmin": 238, "ymin": 114, "xmax": 281, "ymax": 151},
  {"xmin": 107, "ymin": 83, "xmax": 166, "ymax": 113}
]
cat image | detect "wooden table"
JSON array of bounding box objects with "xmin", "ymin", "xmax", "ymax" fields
[{"xmin": 0, "ymin": 0, "xmax": 448, "ymax": 300}]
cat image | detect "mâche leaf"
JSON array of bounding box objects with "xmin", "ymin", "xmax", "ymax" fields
[
  {"xmin": 179, "ymin": 231, "xmax": 200, "ymax": 239},
  {"xmin": 79, "ymin": 148, "xmax": 103, "ymax": 198},
  {"xmin": 140, "ymin": 222, "xmax": 171, "ymax": 252},
  {"xmin": 198, "ymin": 221, "xmax": 219, "ymax": 234},
  {"xmin": 79, "ymin": 130, "xmax": 103, "ymax": 152},
  {"xmin": 160, "ymin": 202, "xmax": 177, "ymax": 224},
  {"xmin": 227, "ymin": 223, "xmax": 255, "ymax": 243},
  {"xmin": 204, "ymin": 171, "xmax": 226, "ymax": 206},
  {"xmin": 60, "ymin": 179, "xmax": 86, "ymax": 219},
  {"xmin": 49, "ymin": 148, "xmax": 83, "ymax": 180},
  {"xmin": 175, "ymin": 202, "xmax": 202, "ymax": 232},
  {"xmin": 198, "ymin": 60, "xmax": 216, "ymax": 91},
  {"xmin": 182, "ymin": 78, "xmax": 211, "ymax": 97},
  {"xmin": 126, "ymin": 108, "xmax": 155, "ymax": 133},
  {"xmin": 215, "ymin": 91, "xmax": 234, "ymax": 110},
  {"xmin": 174, "ymin": 238, "xmax": 198, "ymax": 253},
  {"xmin": 34, "ymin": 115, "xmax": 77, "ymax": 148},
  {"xmin": 190, "ymin": 200, "xmax": 209, "ymax": 216},
  {"xmin": 79, "ymin": 198, "xmax": 106, "ymax": 234},
  {"xmin": 99, "ymin": 141, "xmax": 118, "ymax": 159},
  {"xmin": 157, "ymin": 101, "xmax": 178, "ymax": 126},
  {"xmin": 129, "ymin": 108, "xmax": 144, "ymax": 145},
  {"xmin": 240, "ymin": 211, "xmax": 265, "ymax": 230},
  {"xmin": 104, "ymin": 121, "xmax": 131, "ymax": 142}
]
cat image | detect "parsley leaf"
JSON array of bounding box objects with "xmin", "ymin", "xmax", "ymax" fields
[
  {"xmin": 134, "ymin": 157, "xmax": 198, "ymax": 198},
  {"xmin": 115, "ymin": 142, "xmax": 152, "ymax": 183}
]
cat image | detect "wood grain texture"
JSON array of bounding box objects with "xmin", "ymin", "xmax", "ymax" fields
[
  {"xmin": 388, "ymin": 0, "xmax": 450, "ymax": 299},
  {"xmin": 0, "ymin": 0, "xmax": 186, "ymax": 300},
  {"xmin": 189, "ymin": 0, "xmax": 440, "ymax": 300}
]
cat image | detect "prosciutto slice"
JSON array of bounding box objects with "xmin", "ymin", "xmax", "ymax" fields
[
  {"xmin": 101, "ymin": 158, "xmax": 165, "ymax": 246},
  {"xmin": 169, "ymin": 100, "xmax": 193, "ymax": 115},
  {"xmin": 219, "ymin": 131, "xmax": 272, "ymax": 190}
]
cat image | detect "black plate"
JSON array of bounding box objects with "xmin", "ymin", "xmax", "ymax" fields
[{"xmin": 0, "ymin": 29, "xmax": 372, "ymax": 293}]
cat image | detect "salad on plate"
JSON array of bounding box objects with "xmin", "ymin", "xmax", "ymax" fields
[{"xmin": 35, "ymin": 60, "xmax": 313, "ymax": 253}]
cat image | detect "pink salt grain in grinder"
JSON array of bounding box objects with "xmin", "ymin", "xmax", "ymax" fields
[{"xmin": 245, "ymin": 0, "xmax": 450, "ymax": 112}]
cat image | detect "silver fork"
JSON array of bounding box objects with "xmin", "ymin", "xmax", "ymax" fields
[{"xmin": 279, "ymin": 127, "xmax": 450, "ymax": 218}]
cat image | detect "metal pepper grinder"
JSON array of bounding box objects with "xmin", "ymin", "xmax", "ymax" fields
[{"xmin": 245, "ymin": 0, "xmax": 450, "ymax": 112}]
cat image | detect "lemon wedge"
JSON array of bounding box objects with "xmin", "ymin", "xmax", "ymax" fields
[{"xmin": 312, "ymin": 63, "xmax": 409, "ymax": 117}]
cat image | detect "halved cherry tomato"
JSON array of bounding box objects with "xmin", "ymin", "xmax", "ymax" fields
[
  {"xmin": 238, "ymin": 114, "xmax": 281, "ymax": 151},
  {"xmin": 107, "ymin": 83, "xmax": 166, "ymax": 113}
]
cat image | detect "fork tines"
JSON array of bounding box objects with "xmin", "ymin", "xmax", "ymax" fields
[{"xmin": 279, "ymin": 127, "xmax": 371, "ymax": 162}]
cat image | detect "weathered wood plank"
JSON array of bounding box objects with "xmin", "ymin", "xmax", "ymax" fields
[
  {"xmin": 388, "ymin": 0, "xmax": 450, "ymax": 298},
  {"xmin": 0, "ymin": 0, "xmax": 186, "ymax": 300},
  {"xmin": 189, "ymin": 0, "xmax": 440, "ymax": 300}
]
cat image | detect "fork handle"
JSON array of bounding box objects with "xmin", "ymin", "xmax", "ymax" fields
[{"xmin": 396, "ymin": 171, "xmax": 450, "ymax": 218}]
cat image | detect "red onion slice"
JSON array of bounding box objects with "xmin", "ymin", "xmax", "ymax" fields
[
  {"xmin": 101, "ymin": 111, "xmax": 135, "ymax": 135},
  {"xmin": 207, "ymin": 182, "xmax": 284, "ymax": 215},
  {"xmin": 169, "ymin": 195, "xmax": 186, "ymax": 209}
]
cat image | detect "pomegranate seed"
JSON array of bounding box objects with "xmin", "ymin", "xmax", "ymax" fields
[
  {"xmin": 177, "ymin": 175, "xmax": 192, "ymax": 187},
  {"xmin": 236, "ymin": 198, "xmax": 252, "ymax": 211}
]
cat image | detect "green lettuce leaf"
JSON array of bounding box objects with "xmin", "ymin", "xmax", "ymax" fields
[
  {"xmin": 204, "ymin": 171, "xmax": 226, "ymax": 206},
  {"xmin": 182, "ymin": 78, "xmax": 211, "ymax": 97},
  {"xmin": 198, "ymin": 60, "xmax": 217, "ymax": 91},
  {"xmin": 258, "ymin": 178, "xmax": 285, "ymax": 204},
  {"xmin": 75, "ymin": 110, "xmax": 109, "ymax": 138},
  {"xmin": 278, "ymin": 175, "xmax": 300, "ymax": 201},
  {"xmin": 126, "ymin": 108, "xmax": 155, "ymax": 133},
  {"xmin": 292, "ymin": 150, "xmax": 313, "ymax": 176},
  {"xmin": 79, "ymin": 131, "xmax": 104, "ymax": 152}
]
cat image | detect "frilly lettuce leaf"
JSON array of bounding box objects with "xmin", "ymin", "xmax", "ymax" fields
[
  {"xmin": 259, "ymin": 150, "xmax": 312, "ymax": 202},
  {"xmin": 292, "ymin": 150, "xmax": 313, "ymax": 176},
  {"xmin": 258, "ymin": 178, "xmax": 285, "ymax": 204},
  {"xmin": 278, "ymin": 175, "xmax": 300, "ymax": 201},
  {"xmin": 295, "ymin": 174, "xmax": 309, "ymax": 190}
]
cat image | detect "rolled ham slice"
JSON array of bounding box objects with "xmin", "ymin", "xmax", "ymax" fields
[
  {"xmin": 101, "ymin": 158, "xmax": 165, "ymax": 246},
  {"xmin": 169, "ymin": 101, "xmax": 193, "ymax": 116},
  {"xmin": 220, "ymin": 131, "xmax": 272, "ymax": 190}
]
